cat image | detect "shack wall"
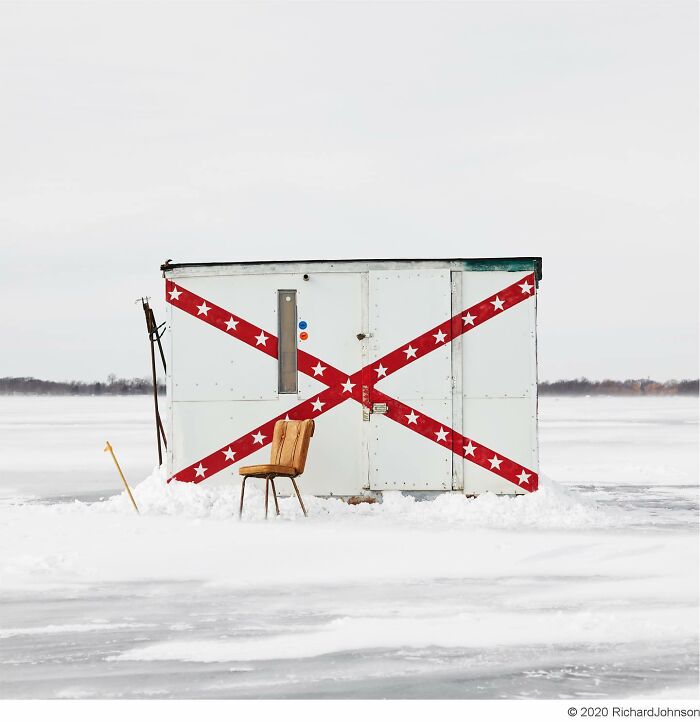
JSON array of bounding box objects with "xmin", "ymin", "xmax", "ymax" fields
[{"xmin": 164, "ymin": 259, "xmax": 540, "ymax": 496}]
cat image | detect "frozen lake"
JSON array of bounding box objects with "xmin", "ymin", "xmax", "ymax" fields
[{"xmin": 0, "ymin": 395, "xmax": 697, "ymax": 699}]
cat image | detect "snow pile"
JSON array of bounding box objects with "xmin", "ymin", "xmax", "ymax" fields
[
  {"xmin": 382, "ymin": 477, "xmax": 612, "ymax": 529},
  {"xmin": 95, "ymin": 466, "xmax": 614, "ymax": 530},
  {"xmin": 97, "ymin": 466, "xmax": 247, "ymax": 520}
]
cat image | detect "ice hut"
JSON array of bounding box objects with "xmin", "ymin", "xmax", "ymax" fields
[{"xmin": 161, "ymin": 258, "xmax": 542, "ymax": 497}]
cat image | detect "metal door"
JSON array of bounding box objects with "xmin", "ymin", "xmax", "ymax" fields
[{"xmin": 367, "ymin": 269, "xmax": 453, "ymax": 490}]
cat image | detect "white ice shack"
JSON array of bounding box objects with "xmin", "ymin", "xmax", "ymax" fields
[{"xmin": 162, "ymin": 258, "xmax": 542, "ymax": 497}]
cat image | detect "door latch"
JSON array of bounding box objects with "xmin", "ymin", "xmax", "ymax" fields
[{"xmin": 371, "ymin": 402, "xmax": 388, "ymax": 414}]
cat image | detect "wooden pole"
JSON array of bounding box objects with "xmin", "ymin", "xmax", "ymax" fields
[{"xmin": 104, "ymin": 441, "xmax": 139, "ymax": 514}]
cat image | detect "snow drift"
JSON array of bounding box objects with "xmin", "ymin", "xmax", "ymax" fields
[{"xmin": 93, "ymin": 466, "xmax": 615, "ymax": 530}]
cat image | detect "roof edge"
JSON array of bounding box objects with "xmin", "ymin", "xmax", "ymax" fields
[{"xmin": 161, "ymin": 257, "xmax": 543, "ymax": 280}]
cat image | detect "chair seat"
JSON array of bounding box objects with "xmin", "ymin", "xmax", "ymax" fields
[{"xmin": 238, "ymin": 464, "xmax": 297, "ymax": 477}]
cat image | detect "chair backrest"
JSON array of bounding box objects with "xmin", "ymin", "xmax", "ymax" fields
[{"xmin": 269, "ymin": 419, "xmax": 315, "ymax": 475}]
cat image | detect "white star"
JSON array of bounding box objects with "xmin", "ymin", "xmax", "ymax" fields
[
  {"xmin": 405, "ymin": 410, "xmax": 419, "ymax": 425},
  {"xmin": 194, "ymin": 463, "xmax": 207, "ymax": 478},
  {"xmin": 403, "ymin": 345, "xmax": 417, "ymax": 359},
  {"xmin": 225, "ymin": 317, "xmax": 239, "ymax": 331},
  {"xmin": 517, "ymin": 470, "xmax": 531, "ymax": 486},
  {"xmin": 197, "ymin": 301, "xmax": 211, "ymax": 316},
  {"xmin": 284, "ymin": 414, "xmax": 290, "ymax": 421},
  {"xmin": 433, "ymin": 329, "xmax": 447, "ymax": 344},
  {"xmin": 375, "ymin": 363, "xmax": 388, "ymax": 378},
  {"xmin": 488, "ymin": 455, "xmax": 503, "ymax": 470},
  {"xmin": 490, "ymin": 296, "xmax": 505, "ymax": 311},
  {"xmin": 341, "ymin": 378, "xmax": 356, "ymax": 393},
  {"xmin": 255, "ymin": 331, "xmax": 268, "ymax": 346},
  {"xmin": 252, "ymin": 431, "xmax": 265, "ymax": 445},
  {"xmin": 435, "ymin": 427, "xmax": 449, "ymax": 442},
  {"xmin": 519, "ymin": 280, "xmax": 533, "ymax": 295},
  {"xmin": 222, "ymin": 447, "xmax": 236, "ymax": 461},
  {"xmin": 462, "ymin": 312, "xmax": 476, "ymax": 326},
  {"xmin": 168, "ymin": 287, "xmax": 182, "ymax": 301},
  {"xmin": 463, "ymin": 441, "xmax": 476, "ymax": 456},
  {"xmin": 312, "ymin": 362, "xmax": 326, "ymax": 377},
  {"xmin": 311, "ymin": 397, "xmax": 325, "ymax": 412}
]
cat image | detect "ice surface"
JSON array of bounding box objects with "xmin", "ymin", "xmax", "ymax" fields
[
  {"xmin": 113, "ymin": 608, "xmax": 695, "ymax": 663},
  {"xmin": 0, "ymin": 395, "xmax": 697, "ymax": 699},
  {"xmin": 0, "ymin": 395, "xmax": 155, "ymax": 501}
]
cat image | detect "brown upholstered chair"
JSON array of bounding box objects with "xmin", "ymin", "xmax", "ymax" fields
[{"xmin": 238, "ymin": 419, "xmax": 315, "ymax": 519}]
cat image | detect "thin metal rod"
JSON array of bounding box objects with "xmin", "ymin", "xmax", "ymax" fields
[
  {"xmin": 142, "ymin": 299, "xmax": 167, "ymax": 466},
  {"xmin": 291, "ymin": 478, "xmax": 307, "ymax": 517},
  {"xmin": 148, "ymin": 318, "xmax": 163, "ymax": 466},
  {"xmin": 156, "ymin": 412, "xmax": 167, "ymax": 450},
  {"xmin": 239, "ymin": 476, "xmax": 247, "ymax": 519},
  {"xmin": 270, "ymin": 479, "xmax": 280, "ymax": 516},
  {"xmin": 264, "ymin": 476, "xmax": 270, "ymax": 519},
  {"xmin": 104, "ymin": 441, "xmax": 139, "ymax": 514},
  {"xmin": 149, "ymin": 307, "xmax": 167, "ymax": 372},
  {"xmin": 149, "ymin": 310, "xmax": 167, "ymax": 449}
]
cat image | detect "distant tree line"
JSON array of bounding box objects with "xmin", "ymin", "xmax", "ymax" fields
[
  {"xmin": 0, "ymin": 376, "xmax": 697, "ymax": 396},
  {"xmin": 539, "ymin": 378, "xmax": 698, "ymax": 396},
  {"xmin": 0, "ymin": 375, "xmax": 166, "ymax": 396}
]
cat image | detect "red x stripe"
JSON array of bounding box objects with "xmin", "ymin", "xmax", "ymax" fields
[{"xmin": 165, "ymin": 273, "xmax": 538, "ymax": 492}]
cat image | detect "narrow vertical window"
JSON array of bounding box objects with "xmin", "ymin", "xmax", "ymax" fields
[{"xmin": 278, "ymin": 290, "xmax": 298, "ymax": 393}]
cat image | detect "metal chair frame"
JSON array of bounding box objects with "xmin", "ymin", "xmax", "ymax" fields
[{"xmin": 239, "ymin": 472, "xmax": 307, "ymax": 519}]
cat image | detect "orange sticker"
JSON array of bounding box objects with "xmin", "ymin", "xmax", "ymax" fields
[{"xmin": 299, "ymin": 331, "xmax": 309, "ymax": 341}]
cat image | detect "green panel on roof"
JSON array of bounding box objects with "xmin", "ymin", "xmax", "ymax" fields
[{"xmin": 461, "ymin": 257, "xmax": 542, "ymax": 280}]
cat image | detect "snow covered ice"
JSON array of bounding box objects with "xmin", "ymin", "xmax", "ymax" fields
[{"xmin": 0, "ymin": 395, "xmax": 697, "ymax": 699}]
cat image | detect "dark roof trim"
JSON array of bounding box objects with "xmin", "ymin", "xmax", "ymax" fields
[{"xmin": 161, "ymin": 256, "xmax": 543, "ymax": 281}]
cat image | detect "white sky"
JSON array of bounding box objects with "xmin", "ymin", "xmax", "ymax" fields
[{"xmin": 0, "ymin": 1, "xmax": 697, "ymax": 382}]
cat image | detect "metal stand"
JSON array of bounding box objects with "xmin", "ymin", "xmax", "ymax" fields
[
  {"xmin": 141, "ymin": 298, "xmax": 167, "ymax": 465},
  {"xmin": 239, "ymin": 474, "xmax": 307, "ymax": 519}
]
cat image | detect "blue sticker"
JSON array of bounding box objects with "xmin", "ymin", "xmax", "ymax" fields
[{"xmin": 298, "ymin": 320, "xmax": 308, "ymax": 330}]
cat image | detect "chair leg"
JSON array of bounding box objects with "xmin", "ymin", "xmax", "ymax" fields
[
  {"xmin": 270, "ymin": 478, "xmax": 280, "ymax": 516},
  {"xmin": 291, "ymin": 477, "xmax": 307, "ymax": 517},
  {"xmin": 264, "ymin": 476, "xmax": 270, "ymax": 519},
  {"xmin": 239, "ymin": 476, "xmax": 248, "ymax": 520}
]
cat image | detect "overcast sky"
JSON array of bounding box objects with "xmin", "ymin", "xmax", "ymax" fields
[{"xmin": 0, "ymin": 1, "xmax": 697, "ymax": 382}]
